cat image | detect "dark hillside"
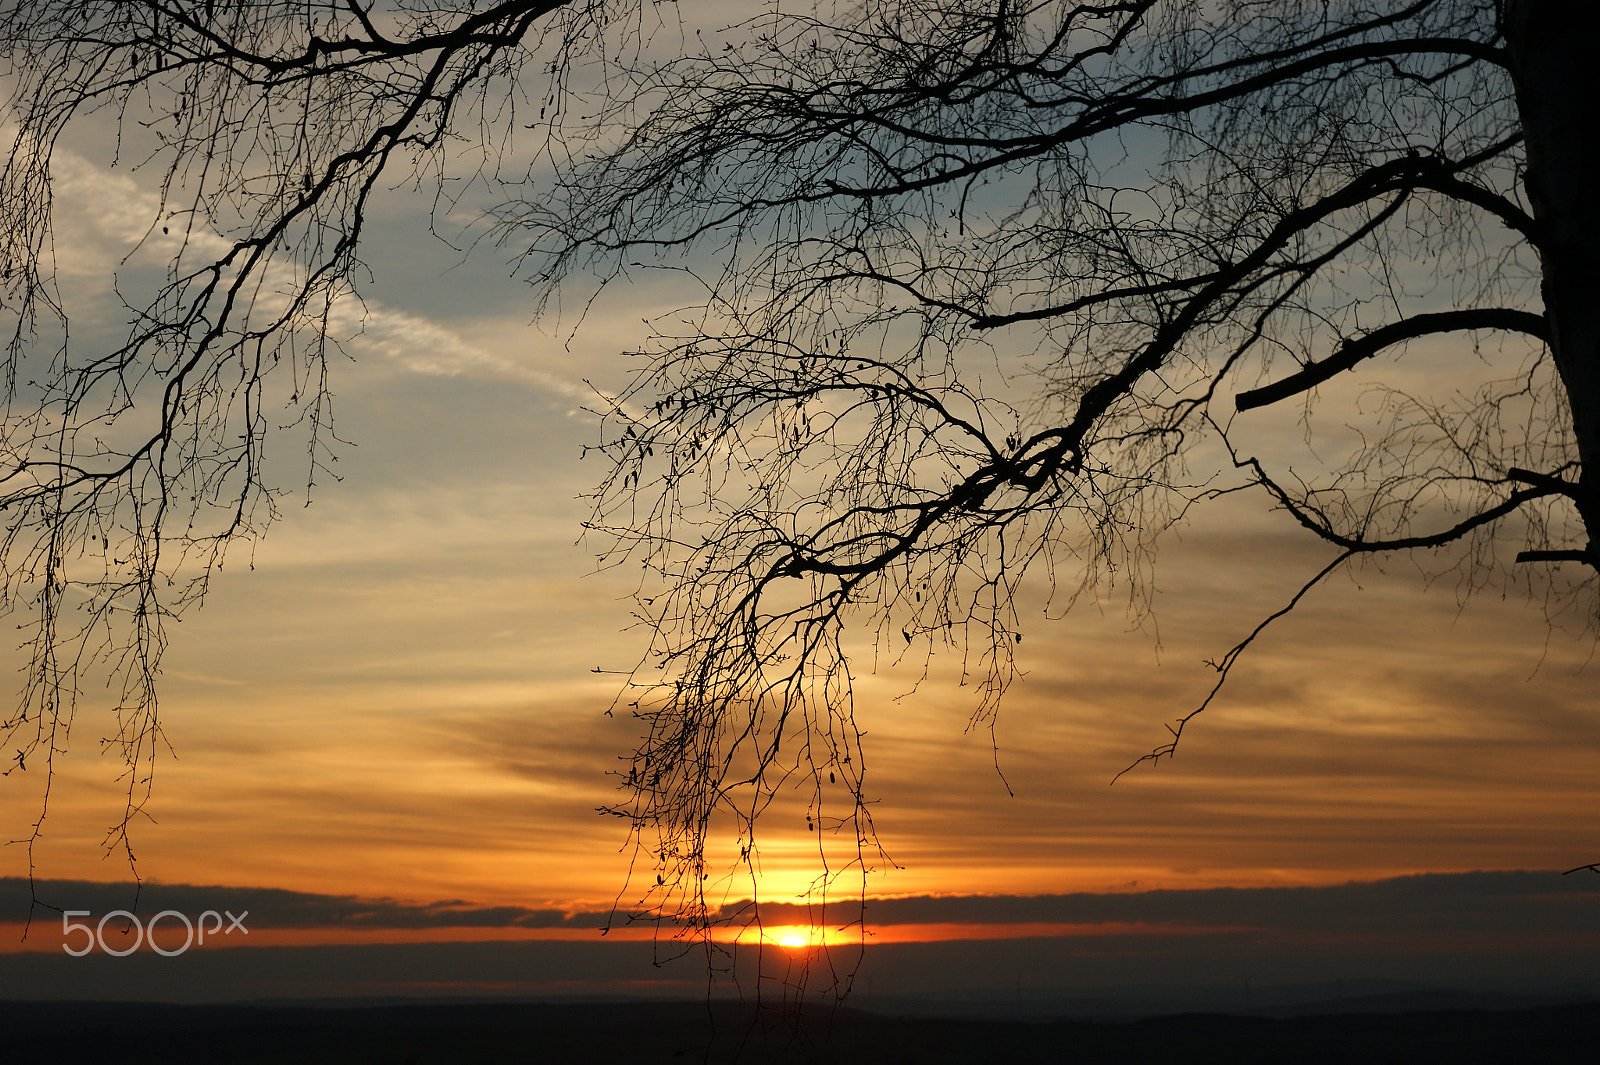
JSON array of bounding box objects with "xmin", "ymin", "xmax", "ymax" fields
[{"xmin": 3, "ymin": 998, "xmax": 1596, "ymax": 1064}]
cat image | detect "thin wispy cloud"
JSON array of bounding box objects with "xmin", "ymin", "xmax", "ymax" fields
[
  {"xmin": 39, "ymin": 140, "xmax": 597, "ymax": 407},
  {"xmin": 331, "ymin": 298, "xmax": 596, "ymax": 404}
]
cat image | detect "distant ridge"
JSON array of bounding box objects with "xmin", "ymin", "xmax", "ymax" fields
[{"xmin": 4, "ymin": 996, "xmax": 1598, "ymax": 1064}]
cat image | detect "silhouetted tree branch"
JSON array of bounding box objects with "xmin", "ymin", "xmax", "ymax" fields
[
  {"xmin": 512, "ymin": 0, "xmax": 1596, "ymax": 935},
  {"xmin": 0, "ymin": 0, "xmax": 608, "ymax": 888},
  {"xmin": 1235, "ymin": 307, "xmax": 1548, "ymax": 411}
]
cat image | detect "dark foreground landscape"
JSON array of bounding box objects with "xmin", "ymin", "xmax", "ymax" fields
[{"xmin": 3, "ymin": 998, "xmax": 1596, "ymax": 1064}]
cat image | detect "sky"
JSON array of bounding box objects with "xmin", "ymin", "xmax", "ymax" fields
[{"xmin": 3, "ymin": 14, "xmax": 1600, "ymax": 1007}]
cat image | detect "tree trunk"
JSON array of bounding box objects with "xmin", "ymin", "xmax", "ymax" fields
[{"xmin": 1504, "ymin": 0, "xmax": 1600, "ymax": 566}]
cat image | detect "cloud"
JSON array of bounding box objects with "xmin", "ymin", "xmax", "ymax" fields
[
  {"xmin": 7, "ymin": 872, "xmax": 1600, "ymax": 1008},
  {"xmin": 39, "ymin": 139, "xmax": 601, "ymax": 407},
  {"xmin": 46, "ymin": 147, "xmax": 228, "ymax": 282},
  {"xmin": 11, "ymin": 870, "xmax": 1599, "ymax": 938},
  {"xmin": 744, "ymin": 870, "xmax": 1600, "ymax": 935},
  {"xmin": 330, "ymin": 297, "xmax": 600, "ymax": 404},
  {"xmin": 2, "ymin": 879, "xmax": 611, "ymax": 931}
]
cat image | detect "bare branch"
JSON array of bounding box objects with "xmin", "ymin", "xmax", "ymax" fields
[{"xmin": 1236, "ymin": 308, "xmax": 1549, "ymax": 411}]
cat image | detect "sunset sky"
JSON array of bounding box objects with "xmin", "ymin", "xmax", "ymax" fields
[{"xmin": 4, "ymin": 24, "xmax": 1600, "ymax": 1005}]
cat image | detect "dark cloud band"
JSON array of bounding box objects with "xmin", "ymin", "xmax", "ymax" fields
[{"xmin": 8, "ymin": 870, "xmax": 1597, "ymax": 936}]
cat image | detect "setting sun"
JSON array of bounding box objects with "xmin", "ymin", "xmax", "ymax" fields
[{"xmin": 778, "ymin": 935, "xmax": 808, "ymax": 949}]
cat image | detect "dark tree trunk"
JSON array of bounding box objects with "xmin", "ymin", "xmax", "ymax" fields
[{"xmin": 1505, "ymin": 0, "xmax": 1600, "ymax": 566}]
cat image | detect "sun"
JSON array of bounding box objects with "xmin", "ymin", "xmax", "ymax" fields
[{"xmin": 717, "ymin": 923, "xmax": 835, "ymax": 948}]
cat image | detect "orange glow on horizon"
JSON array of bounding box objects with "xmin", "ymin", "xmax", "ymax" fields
[
  {"xmin": 714, "ymin": 922, "xmax": 838, "ymax": 948},
  {"xmin": 1, "ymin": 916, "xmax": 1256, "ymax": 954},
  {"xmin": 14, "ymin": 917, "xmax": 1598, "ymax": 956}
]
